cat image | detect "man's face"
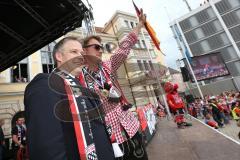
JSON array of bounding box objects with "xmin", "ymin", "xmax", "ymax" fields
[
  {"xmin": 56, "ymin": 40, "xmax": 84, "ymax": 74},
  {"xmin": 83, "ymin": 38, "xmax": 104, "ymax": 64},
  {"xmin": 211, "ymin": 99, "xmax": 216, "ymax": 103},
  {"xmin": 16, "ymin": 118, "xmax": 24, "ymax": 125}
]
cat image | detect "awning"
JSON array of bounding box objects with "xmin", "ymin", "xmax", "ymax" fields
[{"xmin": 0, "ymin": 0, "xmax": 88, "ymax": 71}]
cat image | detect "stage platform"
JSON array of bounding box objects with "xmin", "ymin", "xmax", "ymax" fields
[{"xmin": 146, "ymin": 118, "xmax": 240, "ymax": 160}]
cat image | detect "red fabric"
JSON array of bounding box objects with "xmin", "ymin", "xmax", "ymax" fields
[
  {"xmin": 136, "ymin": 108, "xmax": 147, "ymax": 131},
  {"xmin": 166, "ymin": 92, "xmax": 184, "ymax": 112},
  {"xmin": 16, "ymin": 147, "xmax": 29, "ymax": 160},
  {"xmin": 64, "ymin": 80, "xmax": 87, "ymax": 160},
  {"xmin": 234, "ymin": 107, "xmax": 240, "ymax": 116},
  {"xmin": 175, "ymin": 115, "xmax": 184, "ymax": 123},
  {"xmin": 164, "ymin": 82, "xmax": 173, "ymax": 93},
  {"xmin": 78, "ymin": 32, "xmax": 139, "ymax": 144},
  {"xmin": 132, "ymin": 0, "xmax": 161, "ymax": 51},
  {"xmin": 173, "ymin": 83, "xmax": 179, "ymax": 90},
  {"xmin": 217, "ymin": 104, "xmax": 225, "ymax": 112},
  {"xmin": 207, "ymin": 121, "xmax": 218, "ymax": 128}
]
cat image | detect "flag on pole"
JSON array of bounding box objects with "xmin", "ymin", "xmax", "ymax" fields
[
  {"xmin": 184, "ymin": 46, "xmax": 192, "ymax": 65},
  {"xmin": 132, "ymin": 0, "xmax": 163, "ymax": 54}
]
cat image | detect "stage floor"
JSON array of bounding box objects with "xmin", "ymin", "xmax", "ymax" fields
[{"xmin": 146, "ymin": 117, "xmax": 240, "ymax": 160}]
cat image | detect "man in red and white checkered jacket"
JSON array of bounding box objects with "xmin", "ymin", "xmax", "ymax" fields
[{"xmin": 78, "ymin": 9, "xmax": 148, "ymax": 160}]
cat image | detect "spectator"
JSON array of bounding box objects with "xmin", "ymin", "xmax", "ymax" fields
[
  {"xmin": 218, "ymin": 98, "xmax": 229, "ymax": 124},
  {"xmin": 237, "ymin": 120, "xmax": 240, "ymax": 139},
  {"xmin": 208, "ymin": 96, "xmax": 224, "ymax": 127},
  {"xmin": 204, "ymin": 113, "xmax": 218, "ymax": 129},
  {"xmin": 12, "ymin": 117, "xmax": 26, "ymax": 160},
  {"xmin": 231, "ymin": 100, "xmax": 240, "ymax": 122},
  {"xmin": 0, "ymin": 119, "xmax": 5, "ymax": 160}
]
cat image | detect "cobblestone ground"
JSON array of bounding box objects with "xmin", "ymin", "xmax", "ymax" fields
[{"xmin": 146, "ymin": 117, "xmax": 240, "ymax": 160}]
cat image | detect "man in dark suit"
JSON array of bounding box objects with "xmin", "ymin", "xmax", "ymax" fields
[
  {"xmin": 24, "ymin": 36, "xmax": 115, "ymax": 160},
  {"xmin": 0, "ymin": 119, "xmax": 5, "ymax": 160}
]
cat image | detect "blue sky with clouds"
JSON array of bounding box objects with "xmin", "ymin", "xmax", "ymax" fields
[{"xmin": 89, "ymin": 0, "xmax": 202, "ymax": 69}]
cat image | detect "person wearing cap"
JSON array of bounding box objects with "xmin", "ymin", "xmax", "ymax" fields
[{"xmin": 209, "ymin": 96, "xmax": 224, "ymax": 127}]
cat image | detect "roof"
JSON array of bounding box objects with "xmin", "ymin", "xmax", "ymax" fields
[
  {"xmin": 103, "ymin": 10, "xmax": 137, "ymax": 33},
  {"xmin": 0, "ymin": 0, "xmax": 88, "ymax": 71},
  {"xmin": 95, "ymin": 27, "xmax": 104, "ymax": 33},
  {"xmin": 168, "ymin": 67, "xmax": 180, "ymax": 74}
]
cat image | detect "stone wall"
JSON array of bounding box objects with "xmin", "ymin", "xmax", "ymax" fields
[{"xmin": 0, "ymin": 100, "xmax": 22, "ymax": 138}]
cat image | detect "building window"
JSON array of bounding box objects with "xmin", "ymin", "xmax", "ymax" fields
[
  {"xmin": 194, "ymin": 28, "xmax": 205, "ymax": 40},
  {"xmin": 218, "ymin": 46, "xmax": 238, "ymax": 62},
  {"xmin": 11, "ymin": 58, "xmax": 29, "ymax": 83},
  {"xmin": 135, "ymin": 40, "xmax": 141, "ymax": 48},
  {"xmin": 143, "ymin": 60, "xmax": 149, "ymax": 70},
  {"xmin": 226, "ymin": 61, "xmax": 240, "ymax": 76},
  {"xmin": 229, "ymin": 0, "xmax": 240, "ymax": 8},
  {"xmin": 142, "ymin": 40, "xmax": 147, "ymax": 48},
  {"xmin": 220, "ymin": 33, "xmax": 230, "ymax": 45},
  {"xmin": 150, "ymin": 51, "xmax": 156, "ymax": 57},
  {"xmin": 149, "ymin": 61, "xmax": 154, "ymax": 70},
  {"xmin": 213, "ymin": 20, "xmax": 223, "ymax": 32},
  {"xmin": 41, "ymin": 42, "xmax": 55, "ymax": 73},
  {"xmin": 207, "ymin": 8, "xmax": 216, "ymax": 19},
  {"xmin": 124, "ymin": 20, "xmax": 129, "ymax": 28},
  {"xmin": 130, "ymin": 21, "xmax": 134, "ymax": 28},
  {"xmin": 200, "ymin": 40, "xmax": 211, "ymax": 53},
  {"xmin": 137, "ymin": 60, "xmax": 144, "ymax": 71},
  {"xmin": 189, "ymin": 16, "xmax": 198, "ymax": 28}
]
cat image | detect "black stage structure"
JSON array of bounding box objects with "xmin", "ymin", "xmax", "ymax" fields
[{"xmin": 0, "ymin": 0, "xmax": 89, "ymax": 72}]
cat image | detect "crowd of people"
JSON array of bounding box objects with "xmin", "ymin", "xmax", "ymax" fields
[{"xmin": 186, "ymin": 91, "xmax": 240, "ymax": 138}]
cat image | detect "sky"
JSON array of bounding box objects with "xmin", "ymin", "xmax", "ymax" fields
[{"xmin": 88, "ymin": 0, "xmax": 202, "ymax": 69}]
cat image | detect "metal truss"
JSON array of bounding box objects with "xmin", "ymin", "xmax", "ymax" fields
[
  {"xmin": 0, "ymin": 0, "xmax": 88, "ymax": 71},
  {"xmin": 0, "ymin": 22, "xmax": 26, "ymax": 44},
  {"xmin": 14, "ymin": 0, "xmax": 49, "ymax": 28}
]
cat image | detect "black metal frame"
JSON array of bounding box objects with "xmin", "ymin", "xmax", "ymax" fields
[{"xmin": 0, "ymin": 0, "xmax": 90, "ymax": 71}]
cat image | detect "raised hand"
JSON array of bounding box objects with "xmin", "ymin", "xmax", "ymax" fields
[
  {"xmin": 138, "ymin": 8, "xmax": 147, "ymax": 28},
  {"xmin": 133, "ymin": 8, "xmax": 147, "ymax": 34}
]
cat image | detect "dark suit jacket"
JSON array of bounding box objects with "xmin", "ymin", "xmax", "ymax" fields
[
  {"xmin": 24, "ymin": 73, "xmax": 114, "ymax": 160},
  {"xmin": 0, "ymin": 127, "xmax": 4, "ymax": 145}
]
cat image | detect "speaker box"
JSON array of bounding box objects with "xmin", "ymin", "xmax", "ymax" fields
[{"xmin": 180, "ymin": 67, "xmax": 190, "ymax": 82}]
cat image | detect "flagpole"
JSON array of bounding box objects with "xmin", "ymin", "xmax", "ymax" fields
[
  {"xmin": 173, "ymin": 23, "xmax": 204, "ymax": 99},
  {"xmin": 140, "ymin": 30, "xmax": 172, "ymax": 118},
  {"xmin": 132, "ymin": 0, "xmax": 171, "ymax": 117},
  {"xmin": 183, "ymin": 49, "xmax": 204, "ymax": 99}
]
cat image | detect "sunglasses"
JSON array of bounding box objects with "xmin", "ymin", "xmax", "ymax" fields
[{"xmin": 84, "ymin": 44, "xmax": 104, "ymax": 51}]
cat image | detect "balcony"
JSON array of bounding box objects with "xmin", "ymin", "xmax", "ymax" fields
[
  {"xmin": 0, "ymin": 83, "xmax": 27, "ymax": 96},
  {"xmin": 132, "ymin": 49, "xmax": 156, "ymax": 59}
]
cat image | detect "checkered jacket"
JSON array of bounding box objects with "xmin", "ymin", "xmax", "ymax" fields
[{"xmin": 98, "ymin": 32, "xmax": 140, "ymax": 143}]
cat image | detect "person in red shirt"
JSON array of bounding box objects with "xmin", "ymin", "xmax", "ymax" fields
[{"xmin": 164, "ymin": 82, "xmax": 192, "ymax": 128}]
